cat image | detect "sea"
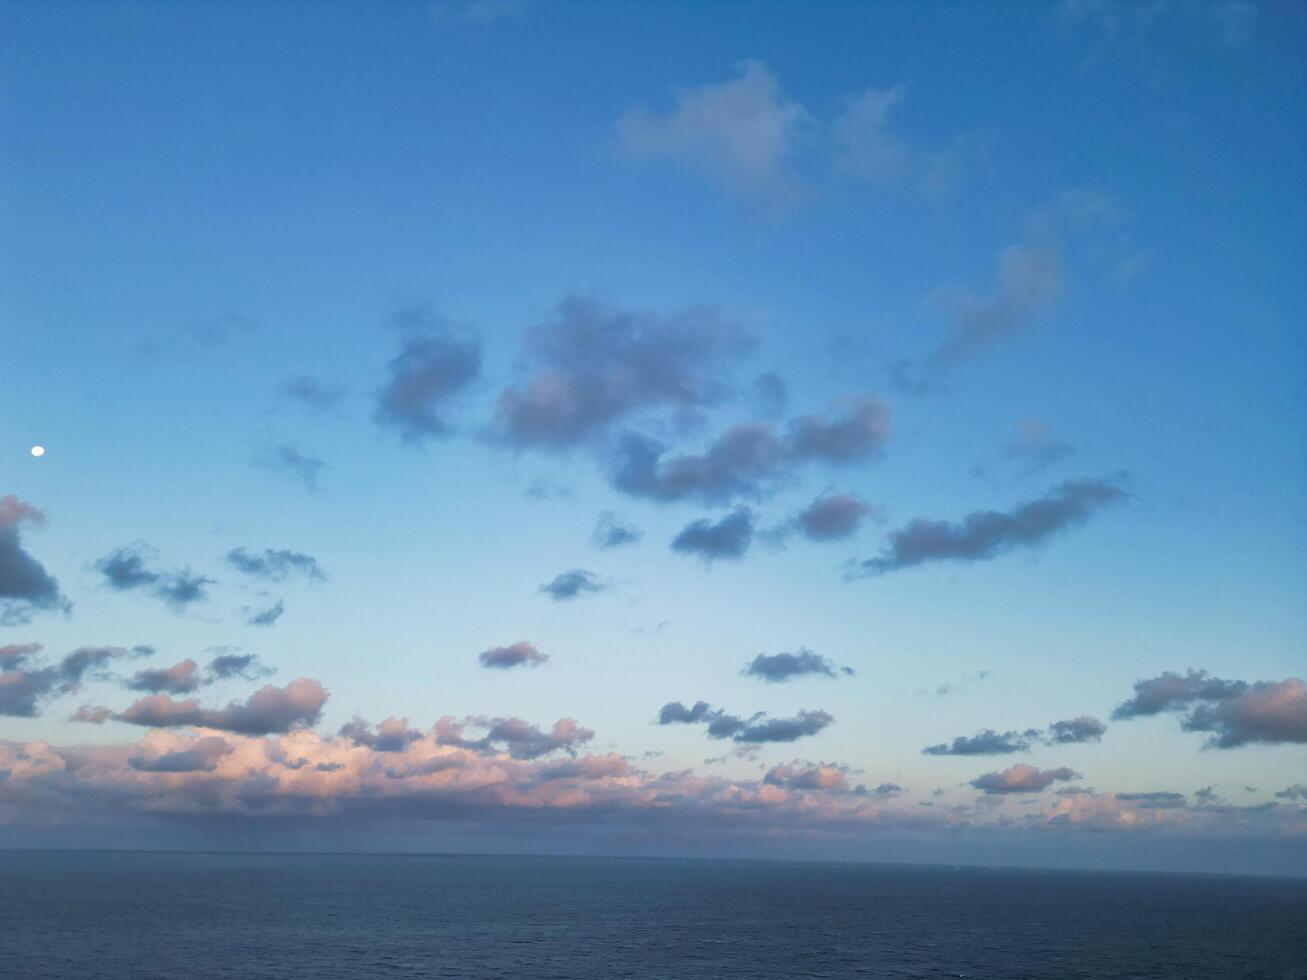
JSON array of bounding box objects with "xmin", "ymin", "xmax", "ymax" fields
[{"xmin": 0, "ymin": 851, "xmax": 1303, "ymax": 979}]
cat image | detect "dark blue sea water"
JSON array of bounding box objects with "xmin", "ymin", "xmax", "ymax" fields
[{"xmin": 0, "ymin": 852, "xmax": 1303, "ymax": 979}]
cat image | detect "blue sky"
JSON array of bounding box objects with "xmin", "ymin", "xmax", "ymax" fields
[{"xmin": 1, "ymin": 0, "xmax": 1305, "ymax": 874}]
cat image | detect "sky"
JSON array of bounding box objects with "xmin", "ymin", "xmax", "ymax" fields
[{"xmin": 1, "ymin": 0, "xmax": 1305, "ymax": 876}]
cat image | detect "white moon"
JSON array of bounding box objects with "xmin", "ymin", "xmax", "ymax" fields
[{"xmin": 30, "ymin": 446, "xmax": 45, "ymax": 457}]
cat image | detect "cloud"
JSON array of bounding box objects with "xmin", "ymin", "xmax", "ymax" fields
[
  {"xmin": 971, "ymin": 764, "xmax": 1079, "ymax": 794},
  {"xmin": 478, "ymin": 642, "xmax": 549, "ymax": 670},
  {"xmin": 127, "ymin": 659, "xmax": 204, "ymax": 695},
  {"xmin": 610, "ymin": 426, "xmax": 786, "ymax": 505},
  {"xmin": 1056, "ymin": 0, "xmax": 1257, "ymax": 49},
  {"xmin": 374, "ymin": 309, "xmax": 481, "ymax": 443},
  {"xmin": 436, "ymin": 716, "xmax": 593, "ymax": 759},
  {"xmin": 339, "ymin": 717, "xmax": 423, "ymax": 753},
  {"xmin": 524, "ymin": 479, "xmax": 573, "ymax": 501},
  {"xmin": 1182, "ymin": 679, "xmax": 1307, "ymax": 749},
  {"xmin": 795, "ymin": 493, "xmax": 875, "ymax": 541},
  {"xmin": 0, "ymin": 725, "xmax": 1299, "ymax": 853},
  {"xmin": 206, "ymin": 651, "xmax": 273, "ymax": 681},
  {"xmin": 252, "ymin": 444, "xmax": 329, "ymax": 493},
  {"xmin": 95, "ymin": 545, "xmax": 215, "ymax": 611},
  {"xmin": 974, "ymin": 420, "xmax": 1075, "ymax": 480},
  {"xmin": 855, "ymin": 477, "xmax": 1127, "ymax": 576},
  {"xmin": 656, "ymin": 701, "xmax": 834, "ymax": 744},
  {"xmin": 615, "ymin": 60, "xmax": 809, "ymax": 200},
  {"xmin": 930, "ymin": 245, "xmax": 1062, "ymax": 365},
  {"xmin": 1112, "ymin": 670, "xmax": 1307, "ymax": 747},
  {"xmin": 923, "ymin": 729, "xmax": 1038, "ymax": 756},
  {"xmin": 538, "ymin": 569, "xmax": 605, "ymax": 601},
  {"xmin": 495, "ymin": 296, "xmax": 752, "ymax": 450},
  {"xmin": 610, "ymin": 398, "xmax": 888, "ymax": 506},
  {"xmin": 750, "ymin": 372, "xmax": 788, "ymax": 418},
  {"xmin": 874, "ymin": 783, "xmax": 905, "ymax": 798},
  {"xmin": 116, "ymin": 678, "xmax": 328, "ymax": 735},
  {"xmin": 1, "ymin": 645, "xmax": 134, "ymax": 717},
  {"xmin": 1115, "ymin": 791, "xmax": 1187, "ymax": 809},
  {"xmin": 735, "ymin": 710, "xmax": 835, "ymax": 744},
  {"xmin": 1046, "ymin": 715, "xmax": 1107, "ymax": 744},
  {"xmin": 592, "ymin": 512, "xmax": 642, "ymax": 549},
  {"xmin": 657, "ymin": 701, "xmax": 715, "ymax": 725},
  {"xmin": 1275, "ymin": 784, "xmax": 1307, "ymax": 801},
  {"xmin": 764, "ymin": 761, "xmax": 849, "ymax": 792},
  {"xmin": 926, "ymin": 716, "xmax": 1106, "ymax": 754},
  {"xmin": 0, "ymin": 496, "xmax": 68, "ymax": 622},
  {"xmin": 70, "ymin": 704, "xmax": 112, "ymax": 724},
  {"xmin": 1112, "ymin": 669, "xmax": 1248, "ymax": 719},
  {"xmin": 279, "ymin": 375, "xmax": 347, "ymax": 412},
  {"xmin": 833, "ymin": 84, "xmax": 972, "ymax": 198},
  {"xmin": 671, "ymin": 509, "xmax": 754, "ymax": 562},
  {"xmin": 246, "ymin": 600, "xmax": 285, "ymax": 627},
  {"xmin": 742, "ymin": 649, "xmax": 851, "ymax": 683},
  {"xmin": 786, "ymin": 397, "xmax": 892, "ymax": 464},
  {"xmin": 154, "ymin": 571, "xmax": 215, "ymax": 611},
  {"xmin": 129, "ymin": 736, "xmax": 234, "ymax": 773},
  {"xmin": 225, "ymin": 548, "xmax": 325, "ymax": 583}
]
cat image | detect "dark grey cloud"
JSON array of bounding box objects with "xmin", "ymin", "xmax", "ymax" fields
[
  {"xmin": 742, "ymin": 649, "xmax": 851, "ymax": 683},
  {"xmin": 671, "ymin": 509, "xmax": 754, "ymax": 562},
  {"xmin": 94, "ymin": 543, "xmax": 214, "ymax": 611},
  {"xmin": 127, "ymin": 659, "xmax": 203, "ymax": 695},
  {"xmin": 435, "ymin": 716, "xmax": 593, "ymax": 760},
  {"xmin": 925, "ymin": 716, "xmax": 1106, "ymax": 754},
  {"xmin": 225, "ymin": 548, "xmax": 325, "ymax": 583},
  {"xmin": 154, "ymin": 571, "xmax": 215, "ymax": 611},
  {"xmin": 246, "ymin": 600, "xmax": 285, "ymax": 627},
  {"xmin": 657, "ymin": 700, "xmax": 715, "ymax": 725},
  {"xmin": 609, "ymin": 398, "xmax": 890, "ymax": 506},
  {"xmin": 1112, "ymin": 669, "xmax": 1248, "ymax": 719},
  {"xmin": 538, "ymin": 569, "xmax": 605, "ymax": 601},
  {"xmin": 116, "ymin": 678, "xmax": 328, "ymax": 735},
  {"xmin": 855, "ymin": 477, "xmax": 1127, "ymax": 576},
  {"xmin": 970, "ymin": 763, "xmax": 1078, "ymax": 794},
  {"xmin": 478, "ymin": 641, "xmax": 549, "ymax": 670},
  {"xmin": 1112, "ymin": 669, "xmax": 1307, "ymax": 747},
  {"xmin": 206, "ymin": 651, "xmax": 273, "ymax": 681},
  {"xmin": 495, "ymin": 296, "xmax": 753, "ymax": 450},
  {"xmin": 874, "ymin": 782, "xmax": 905, "ymax": 797},
  {"xmin": 1046, "ymin": 715, "xmax": 1107, "ymax": 744},
  {"xmin": 374, "ymin": 312, "xmax": 482, "ymax": 443},
  {"xmin": 129, "ymin": 736, "xmax": 234, "ymax": 773},
  {"xmin": 280, "ymin": 375, "xmax": 347, "ymax": 411},
  {"xmin": 610, "ymin": 426, "xmax": 786, "ymax": 505},
  {"xmin": 656, "ymin": 701, "xmax": 833, "ymax": 744},
  {"xmin": 252, "ymin": 444, "xmax": 329, "ymax": 493},
  {"xmin": 0, "ymin": 496, "xmax": 69, "ymax": 622},
  {"xmin": 339, "ymin": 717, "xmax": 423, "ymax": 753},
  {"xmin": 795, "ymin": 493, "xmax": 874, "ymax": 541},
  {"xmin": 1180, "ymin": 679, "xmax": 1307, "ymax": 749},
  {"xmin": 93, "ymin": 544, "xmax": 160, "ymax": 590},
  {"xmin": 786, "ymin": 397, "xmax": 891, "ymax": 463},
  {"xmin": 592, "ymin": 511, "xmax": 642, "ymax": 549},
  {"xmin": 735, "ymin": 709, "xmax": 834, "ymax": 743},
  {"xmin": 1275, "ymin": 784, "xmax": 1307, "ymax": 801},
  {"xmin": 923, "ymin": 729, "xmax": 1037, "ymax": 756},
  {"xmin": 0, "ymin": 644, "xmax": 133, "ymax": 717}
]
